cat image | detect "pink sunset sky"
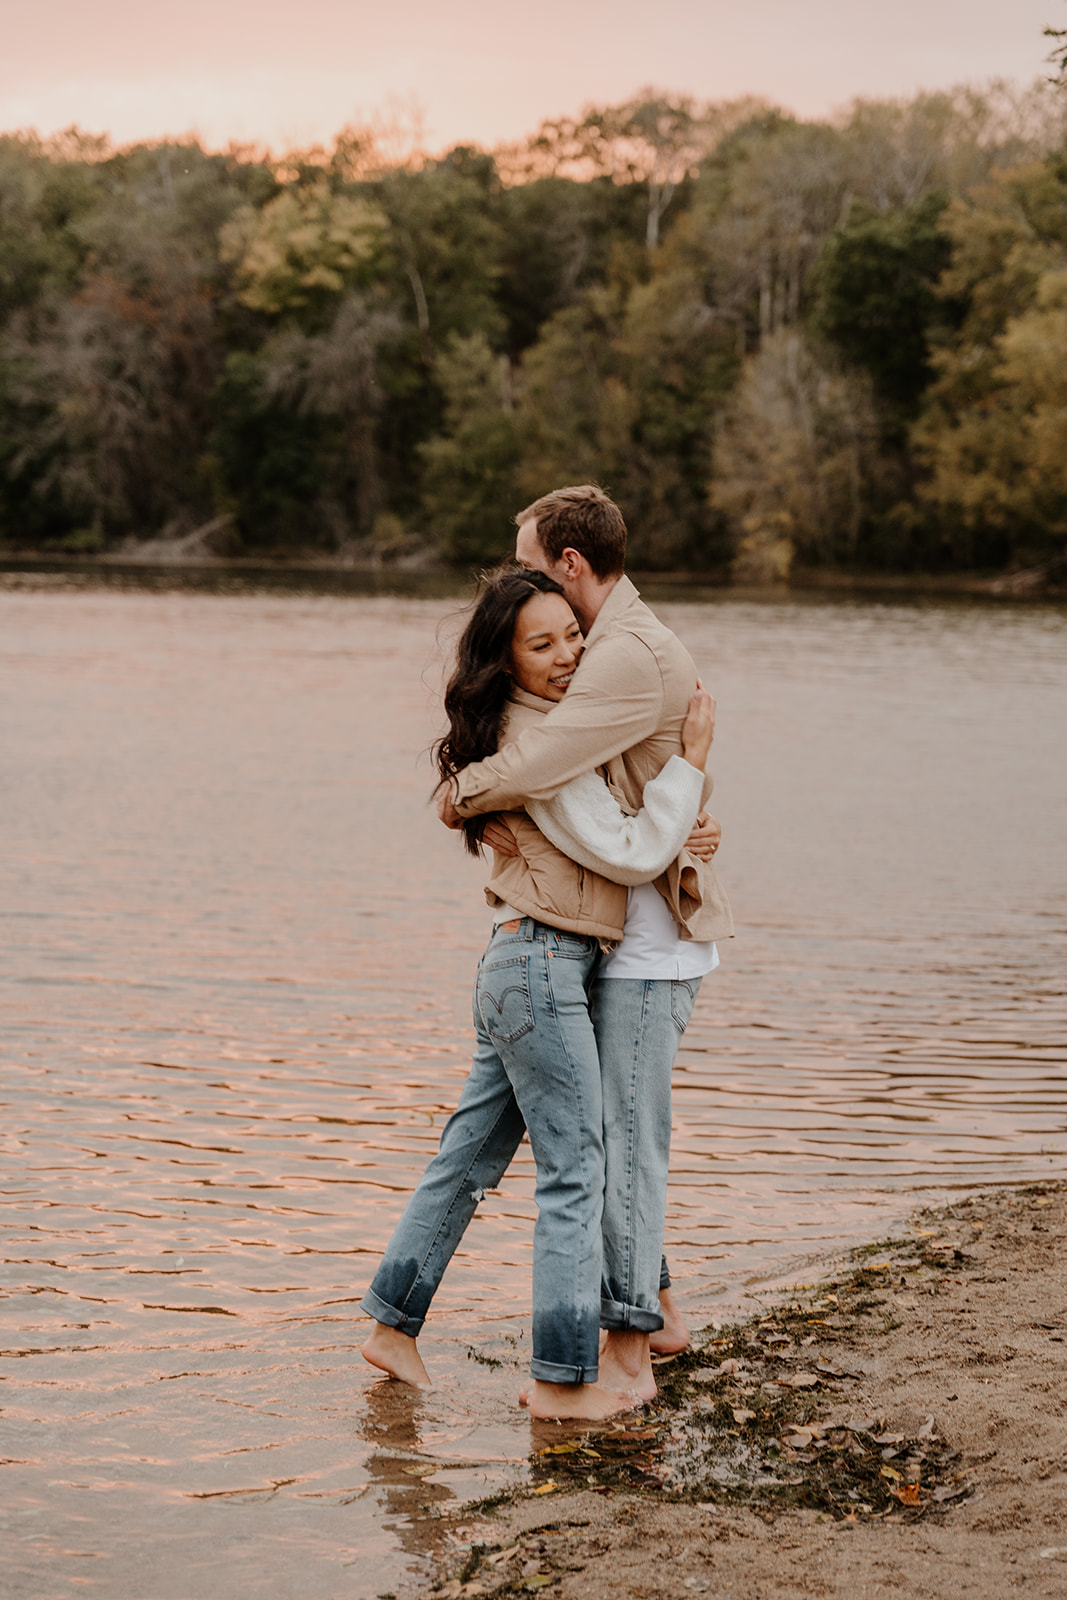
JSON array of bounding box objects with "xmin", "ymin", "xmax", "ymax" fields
[{"xmin": 3, "ymin": 0, "xmax": 1064, "ymax": 153}]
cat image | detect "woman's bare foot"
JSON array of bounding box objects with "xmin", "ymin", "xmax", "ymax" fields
[
  {"xmin": 649, "ymin": 1286, "xmax": 691, "ymax": 1355},
  {"xmin": 596, "ymin": 1330, "xmax": 657, "ymax": 1403},
  {"xmin": 361, "ymin": 1321, "xmax": 432, "ymax": 1389},
  {"xmin": 523, "ymin": 1380, "xmax": 638, "ymax": 1420}
]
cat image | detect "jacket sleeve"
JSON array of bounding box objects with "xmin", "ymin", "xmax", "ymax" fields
[
  {"xmin": 453, "ymin": 633, "xmax": 665, "ymax": 815},
  {"xmin": 527, "ymin": 757, "xmax": 704, "ymax": 887}
]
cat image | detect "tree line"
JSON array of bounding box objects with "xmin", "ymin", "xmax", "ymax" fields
[{"xmin": 1, "ymin": 78, "xmax": 1066, "ymax": 578}]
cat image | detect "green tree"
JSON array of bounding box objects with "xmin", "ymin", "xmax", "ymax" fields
[
  {"xmin": 257, "ymin": 292, "xmax": 404, "ymax": 537},
  {"xmin": 419, "ymin": 331, "xmax": 520, "ymax": 566},
  {"xmin": 811, "ymin": 193, "xmax": 955, "ymax": 418},
  {"xmin": 220, "ymin": 179, "xmax": 387, "ymax": 322},
  {"xmin": 514, "ymin": 292, "xmax": 635, "ymax": 512},
  {"xmin": 2, "ymin": 140, "xmax": 269, "ymax": 544},
  {"xmin": 375, "ymin": 152, "xmax": 504, "ymax": 364},
  {"xmin": 912, "ymin": 158, "xmax": 1067, "ymax": 567},
  {"xmin": 0, "ymin": 133, "xmax": 103, "ymax": 322},
  {"xmin": 207, "ymin": 351, "xmax": 330, "ymax": 549}
]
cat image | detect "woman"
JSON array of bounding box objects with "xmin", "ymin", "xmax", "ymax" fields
[{"xmin": 360, "ymin": 569, "xmax": 714, "ymax": 1419}]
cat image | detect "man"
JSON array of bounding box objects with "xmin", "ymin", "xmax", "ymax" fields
[{"xmin": 437, "ymin": 484, "xmax": 733, "ymax": 1400}]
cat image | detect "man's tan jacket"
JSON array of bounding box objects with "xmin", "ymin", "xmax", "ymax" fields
[{"xmin": 454, "ymin": 576, "xmax": 734, "ymax": 943}]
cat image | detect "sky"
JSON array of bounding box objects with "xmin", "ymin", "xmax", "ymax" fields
[{"xmin": 2, "ymin": 0, "xmax": 1064, "ymax": 154}]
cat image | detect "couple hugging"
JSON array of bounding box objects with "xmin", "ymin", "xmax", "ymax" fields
[{"xmin": 361, "ymin": 484, "xmax": 733, "ymax": 1420}]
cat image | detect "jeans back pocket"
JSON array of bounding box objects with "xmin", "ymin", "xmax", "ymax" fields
[{"xmin": 478, "ymin": 954, "xmax": 535, "ymax": 1045}]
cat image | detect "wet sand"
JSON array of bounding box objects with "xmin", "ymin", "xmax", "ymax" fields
[{"xmin": 416, "ymin": 1181, "xmax": 1067, "ymax": 1600}]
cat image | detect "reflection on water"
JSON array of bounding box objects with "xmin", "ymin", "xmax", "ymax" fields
[{"xmin": 2, "ymin": 574, "xmax": 1065, "ymax": 1595}]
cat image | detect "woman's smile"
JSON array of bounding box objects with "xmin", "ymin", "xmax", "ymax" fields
[{"xmin": 510, "ymin": 592, "xmax": 584, "ymax": 702}]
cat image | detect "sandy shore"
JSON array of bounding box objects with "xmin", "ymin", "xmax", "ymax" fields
[{"xmin": 413, "ymin": 1181, "xmax": 1067, "ymax": 1600}]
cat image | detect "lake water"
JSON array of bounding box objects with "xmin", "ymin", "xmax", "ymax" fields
[{"xmin": 2, "ymin": 570, "xmax": 1065, "ymax": 1598}]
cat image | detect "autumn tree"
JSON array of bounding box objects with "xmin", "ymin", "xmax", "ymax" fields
[
  {"xmin": 912, "ymin": 157, "xmax": 1067, "ymax": 567},
  {"xmin": 711, "ymin": 330, "xmax": 882, "ymax": 578},
  {"xmin": 3, "ymin": 142, "xmax": 255, "ymax": 543}
]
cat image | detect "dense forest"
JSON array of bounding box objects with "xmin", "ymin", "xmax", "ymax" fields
[{"xmin": 1, "ymin": 73, "xmax": 1067, "ymax": 578}]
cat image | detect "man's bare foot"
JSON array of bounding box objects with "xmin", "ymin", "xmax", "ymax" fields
[
  {"xmin": 596, "ymin": 1330, "xmax": 657, "ymax": 1403},
  {"xmin": 649, "ymin": 1286, "xmax": 691, "ymax": 1355},
  {"xmin": 361, "ymin": 1321, "xmax": 432, "ymax": 1389},
  {"xmin": 523, "ymin": 1380, "xmax": 639, "ymax": 1420}
]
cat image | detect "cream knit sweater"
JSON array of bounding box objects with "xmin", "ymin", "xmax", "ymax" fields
[{"xmin": 528, "ymin": 755, "xmax": 703, "ymax": 889}]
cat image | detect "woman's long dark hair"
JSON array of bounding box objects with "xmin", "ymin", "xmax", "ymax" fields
[{"xmin": 435, "ymin": 566, "xmax": 568, "ymax": 857}]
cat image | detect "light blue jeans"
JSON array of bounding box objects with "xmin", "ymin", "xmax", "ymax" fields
[
  {"xmin": 592, "ymin": 975, "xmax": 701, "ymax": 1331},
  {"xmin": 360, "ymin": 917, "xmax": 605, "ymax": 1383}
]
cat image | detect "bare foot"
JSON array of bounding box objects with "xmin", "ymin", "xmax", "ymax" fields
[
  {"xmin": 361, "ymin": 1321, "xmax": 432, "ymax": 1389},
  {"xmin": 597, "ymin": 1330, "xmax": 657, "ymax": 1403},
  {"xmin": 649, "ymin": 1286, "xmax": 690, "ymax": 1355},
  {"xmin": 524, "ymin": 1380, "xmax": 639, "ymax": 1420}
]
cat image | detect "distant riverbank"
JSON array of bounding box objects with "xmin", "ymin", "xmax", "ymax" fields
[{"xmin": 2, "ymin": 548, "xmax": 1065, "ymax": 603}]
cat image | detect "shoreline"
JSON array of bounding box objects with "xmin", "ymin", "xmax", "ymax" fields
[
  {"xmin": 414, "ymin": 1180, "xmax": 1067, "ymax": 1600},
  {"xmin": 2, "ymin": 550, "xmax": 1065, "ymax": 603}
]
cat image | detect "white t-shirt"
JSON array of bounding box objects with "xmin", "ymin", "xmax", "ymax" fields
[
  {"xmin": 598, "ymin": 882, "xmax": 719, "ymax": 981},
  {"xmin": 490, "ymin": 752, "xmax": 720, "ymax": 981}
]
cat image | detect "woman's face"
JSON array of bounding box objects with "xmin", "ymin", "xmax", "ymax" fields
[{"xmin": 510, "ymin": 592, "xmax": 583, "ymax": 702}]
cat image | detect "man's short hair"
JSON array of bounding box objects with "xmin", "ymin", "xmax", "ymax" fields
[{"xmin": 515, "ymin": 485, "xmax": 627, "ymax": 581}]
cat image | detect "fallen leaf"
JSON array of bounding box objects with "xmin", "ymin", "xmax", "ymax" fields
[
  {"xmin": 525, "ymin": 1580, "xmax": 554, "ymax": 1591},
  {"xmin": 917, "ymin": 1415, "xmax": 936, "ymax": 1440},
  {"xmin": 532, "ymin": 1480, "xmax": 558, "ymax": 1495},
  {"xmin": 879, "ymin": 1465, "xmax": 902, "ymax": 1481},
  {"xmin": 874, "ymin": 1433, "xmax": 905, "ymax": 1446},
  {"xmin": 815, "ymin": 1359, "xmax": 859, "ymax": 1378},
  {"xmin": 781, "ymin": 1371, "xmax": 820, "ymax": 1389},
  {"xmin": 933, "ymin": 1484, "xmax": 969, "ymax": 1503},
  {"xmin": 403, "ymin": 1465, "xmax": 437, "ymax": 1476},
  {"xmin": 891, "ymin": 1483, "xmax": 922, "ymax": 1506},
  {"xmin": 731, "ymin": 1407, "xmax": 757, "ymax": 1424},
  {"xmin": 719, "ymin": 1358, "xmax": 745, "ymax": 1376},
  {"xmin": 536, "ymin": 1443, "xmax": 579, "ymax": 1456},
  {"xmin": 487, "ymin": 1546, "xmax": 522, "ymax": 1566}
]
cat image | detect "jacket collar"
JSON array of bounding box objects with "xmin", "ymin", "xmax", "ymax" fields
[
  {"xmin": 508, "ymin": 684, "xmax": 554, "ymax": 713},
  {"xmin": 583, "ymin": 573, "xmax": 640, "ymax": 650}
]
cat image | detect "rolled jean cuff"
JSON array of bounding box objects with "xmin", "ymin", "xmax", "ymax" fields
[
  {"xmin": 360, "ymin": 1288, "xmax": 424, "ymax": 1338},
  {"xmin": 659, "ymin": 1259, "xmax": 671, "ymax": 1292},
  {"xmin": 600, "ymin": 1294, "xmax": 663, "ymax": 1334},
  {"xmin": 530, "ymin": 1357, "xmax": 599, "ymax": 1384}
]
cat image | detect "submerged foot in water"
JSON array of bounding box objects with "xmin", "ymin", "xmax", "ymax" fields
[{"xmin": 521, "ymin": 1379, "xmax": 640, "ymax": 1420}]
